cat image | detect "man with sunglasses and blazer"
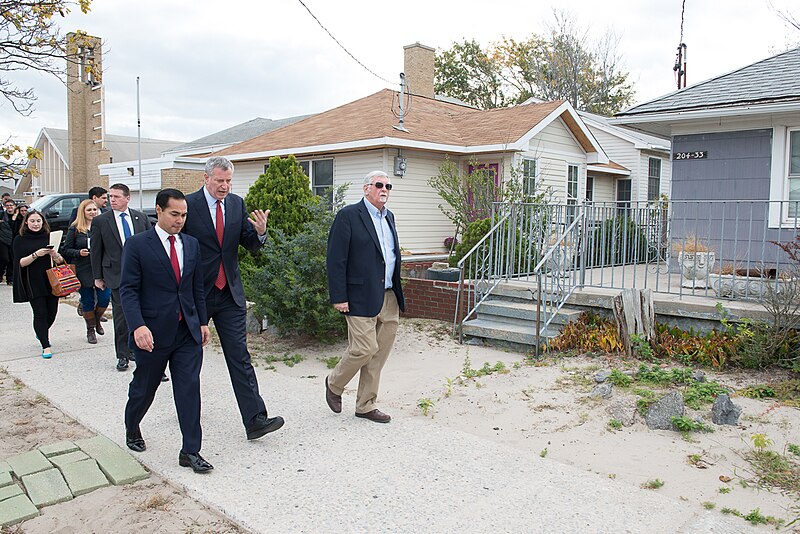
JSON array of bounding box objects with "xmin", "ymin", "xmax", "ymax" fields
[{"xmin": 325, "ymin": 170, "xmax": 405, "ymax": 423}]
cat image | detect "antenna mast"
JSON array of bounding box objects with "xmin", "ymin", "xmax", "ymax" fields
[
  {"xmin": 393, "ymin": 73, "xmax": 409, "ymax": 133},
  {"xmin": 673, "ymin": 0, "xmax": 688, "ymax": 89}
]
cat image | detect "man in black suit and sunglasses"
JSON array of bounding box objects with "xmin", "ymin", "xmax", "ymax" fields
[{"xmin": 324, "ymin": 170, "xmax": 405, "ymax": 423}]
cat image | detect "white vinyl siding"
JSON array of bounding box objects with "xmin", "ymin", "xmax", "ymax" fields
[
  {"xmin": 32, "ymin": 138, "xmax": 69, "ymax": 194},
  {"xmin": 527, "ymin": 119, "xmax": 587, "ymax": 203},
  {"xmin": 590, "ymin": 175, "xmax": 615, "ymax": 202},
  {"xmin": 586, "ymin": 122, "xmax": 672, "ymax": 202}
]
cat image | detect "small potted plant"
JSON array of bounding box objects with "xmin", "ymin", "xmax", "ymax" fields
[{"xmin": 675, "ymin": 236, "xmax": 715, "ymax": 288}]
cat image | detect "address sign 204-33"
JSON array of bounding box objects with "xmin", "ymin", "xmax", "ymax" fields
[{"xmin": 673, "ymin": 151, "xmax": 708, "ymax": 160}]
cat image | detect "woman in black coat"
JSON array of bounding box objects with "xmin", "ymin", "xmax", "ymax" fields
[
  {"xmin": 61, "ymin": 199, "xmax": 111, "ymax": 344},
  {"xmin": 12, "ymin": 210, "xmax": 64, "ymax": 358}
]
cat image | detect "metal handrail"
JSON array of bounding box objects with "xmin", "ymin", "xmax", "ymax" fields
[
  {"xmin": 453, "ymin": 212, "xmax": 512, "ymax": 340},
  {"xmin": 533, "ymin": 207, "xmax": 585, "ymax": 356}
]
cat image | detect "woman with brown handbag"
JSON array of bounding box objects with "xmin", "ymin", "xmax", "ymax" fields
[
  {"xmin": 62, "ymin": 199, "xmax": 111, "ymax": 344},
  {"xmin": 12, "ymin": 210, "xmax": 63, "ymax": 359}
]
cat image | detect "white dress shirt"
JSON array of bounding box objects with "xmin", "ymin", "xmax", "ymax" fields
[
  {"xmin": 202, "ymin": 186, "xmax": 268, "ymax": 244},
  {"xmin": 154, "ymin": 224, "xmax": 183, "ymax": 276},
  {"xmin": 113, "ymin": 209, "xmax": 133, "ymax": 245}
]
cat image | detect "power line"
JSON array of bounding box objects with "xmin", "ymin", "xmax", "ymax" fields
[{"xmin": 296, "ymin": 0, "xmax": 394, "ymax": 85}]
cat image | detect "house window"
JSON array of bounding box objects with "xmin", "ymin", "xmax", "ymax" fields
[
  {"xmin": 648, "ymin": 157, "xmax": 662, "ymax": 201},
  {"xmin": 585, "ymin": 176, "xmax": 594, "ymax": 201},
  {"xmin": 522, "ymin": 157, "xmax": 538, "ymax": 197},
  {"xmin": 566, "ymin": 164, "xmax": 579, "ymax": 205},
  {"xmin": 789, "ymin": 130, "xmax": 800, "ymax": 217},
  {"xmin": 299, "ymin": 159, "xmax": 334, "ymax": 204},
  {"xmin": 617, "ymin": 179, "xmax": 632, "ymax": 213}
]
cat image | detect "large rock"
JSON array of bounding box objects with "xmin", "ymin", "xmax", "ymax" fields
[
  {"xmin": 594, "ymin": 370, "xmax": 611, "ymax": 383},
  {"xmin": 711, "ymin": 394, "xmax": 742, "ymax": 426},
  {"xmin": 645, "ymin": 391, "xmax": 684, "ymax": 430},
  {"xmin": 590, "ymin": 382, "xmax": 613, "ymax": 399},
  {"xmin": 607, "ymin": 397, "xmax": 638, "ymax": 427}
]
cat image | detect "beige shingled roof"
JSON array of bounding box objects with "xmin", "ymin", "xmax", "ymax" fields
[{"xmin": 212, "ymin": 89, "xmax": 569, "ymax": 158}]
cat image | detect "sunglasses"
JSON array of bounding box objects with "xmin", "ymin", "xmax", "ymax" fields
[{"xmin": 369, "ymin": 181, "xmax": 393, "ymax": 190}]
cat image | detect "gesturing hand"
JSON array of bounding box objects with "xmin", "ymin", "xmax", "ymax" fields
[{"xmin": 247, "ymin": 209, "xmax": 270, "ymax": 236}]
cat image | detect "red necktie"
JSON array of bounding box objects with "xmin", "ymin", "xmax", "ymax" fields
[
  {"xmin": 214, "ymin": 200, "xmax": 226, "ymax": 289},
  {"xmin": 168, "ymin": 235, "xmax": 182, "ymax": 320}
]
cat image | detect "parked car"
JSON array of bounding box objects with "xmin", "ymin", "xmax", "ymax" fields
[{"xmin": 28, "ymin": 194, "xmax": 158, "ymax": 239}]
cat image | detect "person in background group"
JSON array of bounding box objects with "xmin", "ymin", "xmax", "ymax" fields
[
  {"xmin": 182, "ymin": 156, "xmax": 284, "ymax": 441},
  {"xmin": 12, "ymin": 210, "xmax": 64, "ymax": 359},
  {"xmin": 91, "ymin": 183, "xmax": 153, "ymax": 371},
  {"xmin": 62, "ymin": 199, "xmax": 111, "ymax": 344},
  {"xmin": 11, "ymin": 204, "xmax": 28, "ymax": 242},
  {"xmin": 0, "ymin": 199, "xmax": 15, "ymax": 285},
  {"xmin": 324, "ymin": 170, "xmax": 405, "ymax": 423},
  {"xmin": 68, "ymin": 186, "xmax": 108, "ymax": 226}
]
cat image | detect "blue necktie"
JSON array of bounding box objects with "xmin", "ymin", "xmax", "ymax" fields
[{"xmin": 120, "ymin": 212, "xmax": 132, "ymax": 240}]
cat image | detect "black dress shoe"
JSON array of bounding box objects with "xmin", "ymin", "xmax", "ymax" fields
[
  {"xmin": 127, "ymin": 352, "xmax": 136, "ymax": 362},
  {"xmin": 179, "ymin": 451, "xmax": 213, "ymax": 473},
  {"xmin": 325, "ymin": 376, "xmax": 342, "ymax": 413},
  {"xmin": 355, "ymin": 409, "xmax": 391, "ymax": 423},
  {"xmin": 246, "ymin": 414, "xmax": 285, "ymax": 440},
  {"xmin": 116, "ymin": 358, "xmax": 129, "ymax": 371},
  {"xmin": 161, "ymin": 373, "xmax": 169, "ymax": 382},
  {"xmin": 126, "ymin": 430, "xmax": 146, "ymax": 452}
]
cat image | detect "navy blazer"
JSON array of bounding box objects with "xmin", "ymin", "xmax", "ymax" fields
[
  {"xmin": 90, "ymin": 208, "xmax": 151, "ymax": 290},
  {"xmin": 182, "ymin": 188, "xmax": 263, "ymax": 308},
  {"xmin": 327, "ymin": 199, "xmax": 405, "ymax": 317},
  {"xmin": 119, "ymin": 228, "xmax": 208, "ymax": 348}
]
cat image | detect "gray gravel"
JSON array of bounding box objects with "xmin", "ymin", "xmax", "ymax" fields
[{"xmin": 0, "ymin": 286, "xmax": 755, "ymax": 533}]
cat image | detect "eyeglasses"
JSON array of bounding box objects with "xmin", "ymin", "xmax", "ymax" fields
[{"xmin": 369, "ymin": 181, "xmax": 393, "ymax": 190}]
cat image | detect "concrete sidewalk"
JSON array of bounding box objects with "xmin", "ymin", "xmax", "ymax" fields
[{"xmin": 0, "ymin": 285, "xmax": 753, "ymax": 533}]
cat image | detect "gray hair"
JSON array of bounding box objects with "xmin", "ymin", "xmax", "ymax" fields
[
  {"xmin": 363, "ymin": 170, "xmax": 389, "ymax": 185},
  {"xmin": 205, "ymin": 156, "xmax": 234, "ymax": 175}
]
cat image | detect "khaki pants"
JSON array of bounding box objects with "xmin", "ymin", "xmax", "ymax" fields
[{"xmin": 328, "ymin": 290, "xmax": 399, "ymax": 413}]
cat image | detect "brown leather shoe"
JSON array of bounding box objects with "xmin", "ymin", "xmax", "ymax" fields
[
  {"xmin": 355, "ymin": 409, "xmax": 391, "ymax": 423},
  {"xmin": 325, "ymin": 376, "xmax": 342, "ymax": 413}
]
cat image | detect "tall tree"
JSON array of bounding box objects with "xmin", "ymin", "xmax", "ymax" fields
[
  {"xmin": 1, "ymin": 0, "xmax": 93, "ymax": 180},
  {"xmin": 435, "ymin": 12, "xmax": 635, "ymax": 115},
  {"xmin": 434, "ymin": 39, "xmax": 506, "ymax": 109}
]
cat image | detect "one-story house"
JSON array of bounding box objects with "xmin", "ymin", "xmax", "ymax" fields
[
  {"xmin": 199, "ymin": 44, "xmax": 609, "ymax": 253},
  {"xmin": 579, "ymin": 111, "xmax": 671, "ymax": 204},
  {"xmin": 612, "ymin": 46, "xmax": 800, "ymax": 266}
]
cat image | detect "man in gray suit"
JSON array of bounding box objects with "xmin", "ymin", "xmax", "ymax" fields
[{"xmin": 91, "ymin": 183, "xmax": 152, "ymax": 371}]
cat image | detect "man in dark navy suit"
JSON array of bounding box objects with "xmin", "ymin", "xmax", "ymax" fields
[
  {"xmin": 182, "ymin": 156, "xmax": 284, "ymax": 441},
  {"xmin": 120, "ymin": 188, "xmax": 213, "ymax": 473},
  {"xmin": 325, "ymin": 170, "xmax": 405, "ymax": 423}
]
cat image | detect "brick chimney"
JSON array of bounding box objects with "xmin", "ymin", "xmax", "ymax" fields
[{"xmin": 403, "ymin": 43, "xmax": 435, "ymax": 99}]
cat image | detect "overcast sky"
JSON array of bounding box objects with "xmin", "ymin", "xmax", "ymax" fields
[{"xmin": 1, "ymin": 0, "xmax": 798, "ymax": 153}]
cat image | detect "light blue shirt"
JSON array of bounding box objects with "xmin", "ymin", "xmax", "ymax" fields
[
  {"xmin": 202, "ymin": 186, "xmax": 267, "ymax": 244},
  {"xmin": 362, "ymin": 198, "xmax": 396, "ymax": 290}
]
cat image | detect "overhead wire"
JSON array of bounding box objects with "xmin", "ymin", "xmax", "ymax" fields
[{"xmin": 296, "ymin": 0, "xmax": 394, "ymax": 85}]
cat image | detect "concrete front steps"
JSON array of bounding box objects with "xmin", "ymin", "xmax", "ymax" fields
[{"xmin": 460, "ymin": 281, "xmax": 582, "ymax": 349}]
